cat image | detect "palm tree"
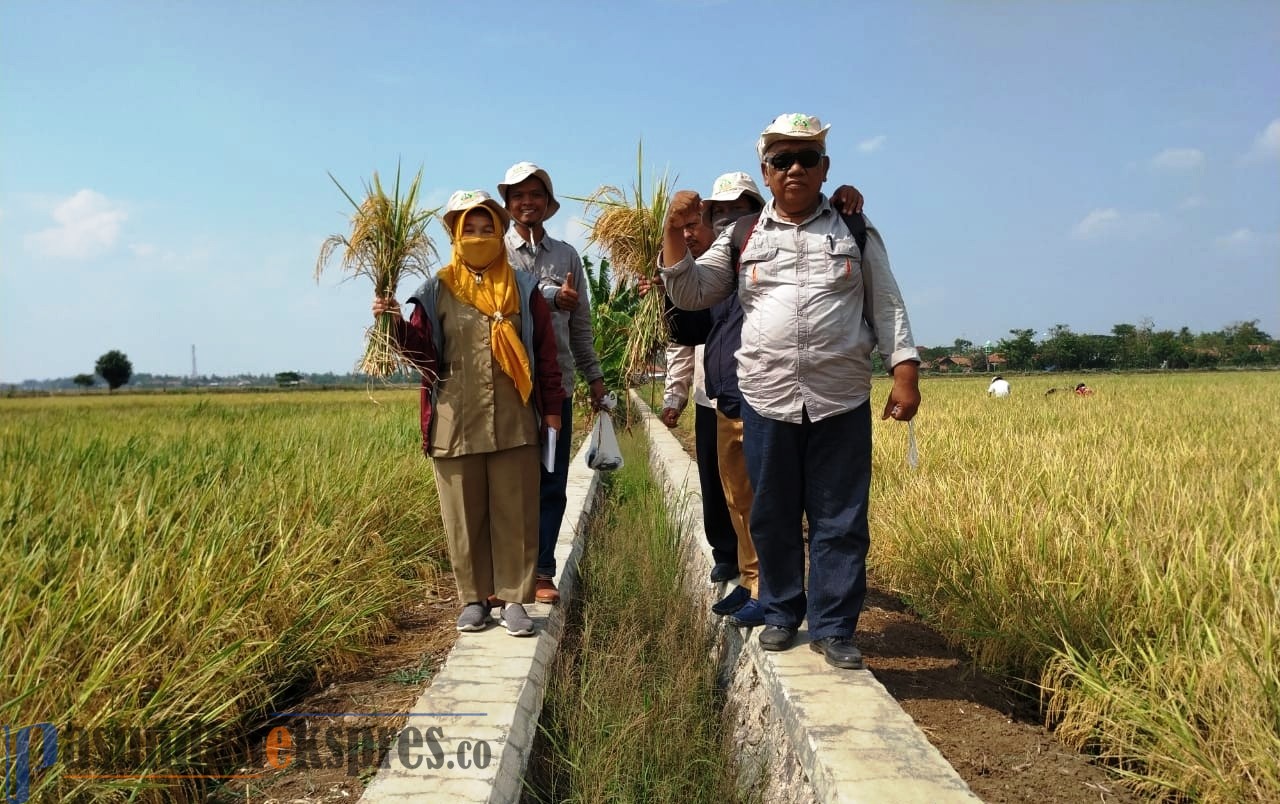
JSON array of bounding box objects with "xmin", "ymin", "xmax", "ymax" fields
[{"xmin": 315, "ymin": 165, "xmax": 438, "ymax": 377}]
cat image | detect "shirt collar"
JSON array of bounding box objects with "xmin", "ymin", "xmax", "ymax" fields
[
  {"xmin": 760, "ymin": 194, "xmax": 833, "ymax": 228},
  {"xmin": 505, "ymin": 226, "xmax": 549, "ymax": 253}
]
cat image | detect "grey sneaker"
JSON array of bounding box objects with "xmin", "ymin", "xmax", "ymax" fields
[
  {"xmin": 500, "ymin": 603, "xmax": 534, "ymax": 636},
  {"xmin": 456, "ymin": 603, "xmax": 491, "ymax": 632}
]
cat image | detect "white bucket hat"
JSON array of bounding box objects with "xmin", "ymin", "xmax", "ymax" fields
[
  {"xmin": 707, "ymin": 172, "xmax": 765, "ymax": 207},
  {"xmin": 441, "ymin": 190, "xmax": 511, "ymax": 239},
  {"xmin": 756, "ymin": 113, "xmax": 831, "ymax": 159},
  {"xmin": 497, "ymin": 161, "xmax": 562, "ymax": 220}
]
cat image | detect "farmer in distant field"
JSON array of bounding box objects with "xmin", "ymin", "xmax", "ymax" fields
[
  {"xmin": 373, "ymin": 190, "xmax": 564, "ymax": 637},
  {"xmin": 661, "ymin": 113, "xmax": 921, "ymax": 670},
  {"xmin": 499, "ymin": 162, "xmax": 607, "ymax": 606},
  {"xmin": 988, "ymin": 375, "xmax": 1011, "ymax": 397}
]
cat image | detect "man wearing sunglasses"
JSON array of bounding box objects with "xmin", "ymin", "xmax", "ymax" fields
[{"xmin": 659, "ymin": 113, "xmax": 921, "ymax": 671}]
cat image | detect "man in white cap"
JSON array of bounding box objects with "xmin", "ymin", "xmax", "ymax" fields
[
  {"xmin": 499, "ymin": 162, "xmax": 606, "ymax": 605},
  {"xmin": 660, "ymin": 114, "xmax": 921, "ymax": 670},
  {"xmin": 656, "ymin": 172, "xmax": 863, "ymax": 625}
]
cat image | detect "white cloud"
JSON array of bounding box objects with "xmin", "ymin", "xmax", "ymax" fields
[
  {"xmin": 24, "ymin": 189, "xmax": 127, "ymax": 259},
  {"xmin": 1071, "ymin": 208, "xmax": 1119, "ymax": 239},
  {"xmin": 1071, "ymin": 207, "xmax": 1163, "ymax": 240},
  {"xmin": 1179, "ymin": 195, "xmax": 1205, "ymax": 210},
  {"xmin": 1149, "ymin": 147, "xmax": 1204, "ymax": 172},
  {"xmin": 130, "ymin": 243, "xmax": 158, "ymax": 258},
  {"xmin": 1216, "ymin": 227, "xmax": 1280, "ymax": 254},
  {"xmin": 857, "ymin": 135, "xmax": 887, "ymax": 153},
  {"xmin": 1244, "ymin": 119, "xmax": 1280, "ymax": 162}
]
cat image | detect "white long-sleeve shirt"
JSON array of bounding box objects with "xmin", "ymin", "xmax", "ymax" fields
[
  {"xmin": 662, "ymin": 343, "xmax": 713, "ymax": 410},
  {"xmin": 663, "ymin": 197, "xmax": 918, "ymax": 423}
]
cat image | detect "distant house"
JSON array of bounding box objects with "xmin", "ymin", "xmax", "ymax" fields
[
  {"xmin": 934, "ymin": 355, "xmax": 973, "ymax": 372},
  {"xmin": 987, "ymin": 353, "xmax": 1008, "ymax": 369}
]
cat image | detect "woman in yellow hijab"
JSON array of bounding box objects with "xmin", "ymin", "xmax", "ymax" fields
[{"xmin": 373, "ymin": 190, "xmax": 565, "ymax": 637}]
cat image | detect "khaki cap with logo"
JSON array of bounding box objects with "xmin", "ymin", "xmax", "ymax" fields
[
  {"xmin": 756, "ymin": 113, "xmax": 831, "ymax": 159},
  {"xmin": 441, "ymin": 189, "xmax": 511, "ymax": 239}
]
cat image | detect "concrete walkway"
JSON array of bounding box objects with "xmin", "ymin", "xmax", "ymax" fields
[
  {"xmin": 359, "ymin": 439, "xmax": 601, "ymax": 803},
  {"xmin": 634, "ymin": 392, "xmax": 979, "ymax": 804},
  {"xmin": 359, "ymin": 398, "xmax": 980, "ymax": 803}
]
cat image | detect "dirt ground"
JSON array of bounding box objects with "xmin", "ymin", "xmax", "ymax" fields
[
  {"xmin": 858, "ymin": 589, "xmax": 1139, "ymax": 803},
  {"xmin": 208, "ymin": 579, "xmax": 460, "ymax": 803}
]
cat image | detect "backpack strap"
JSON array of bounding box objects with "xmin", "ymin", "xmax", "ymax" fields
[
  {"xmin": 728, "ymin": 212, "xmax": 760, "ymax": 282},
  {"xmin": 840, "ymin": 211, "xmax": 875, "ymax": 339},
  {"xmin": 841, "ymin": 210, "xmax": 868, "ymax": 255}
]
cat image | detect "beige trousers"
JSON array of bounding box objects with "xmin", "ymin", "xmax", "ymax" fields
[
  {"xmin": 432, "ymin": 444, "xmax": 539, "ymax": 605},
  {"xmin": 716, "ymin": 411, "xmax": 760, "ymax": 597}
]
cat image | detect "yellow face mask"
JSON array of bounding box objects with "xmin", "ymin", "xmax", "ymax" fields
[{"xmin": 456, "ymin": 235, "xmax": 504, "ymax": 271}]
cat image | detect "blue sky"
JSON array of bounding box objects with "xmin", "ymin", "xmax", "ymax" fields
[{"xmin": 2, "ymin": 1, "xmax": 1277, "ymax": 381}]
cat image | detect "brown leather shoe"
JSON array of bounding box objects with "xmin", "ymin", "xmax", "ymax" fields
[{"xmin": 534, "ymin": 577, "xmax": 560, "ymax": 604}]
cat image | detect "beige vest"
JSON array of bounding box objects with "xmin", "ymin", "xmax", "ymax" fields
[{"xmin": 429, "ymin": 287, "xmax": 539, "ymax": 458}]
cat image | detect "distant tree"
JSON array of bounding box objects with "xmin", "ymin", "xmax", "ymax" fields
[
  {"xmin": 95, "ymin": 350, "xmax": 133, "ymax": 391},
  {"xmin": 1038, "ymin": 325, "xmax": 1083, "ymax": 370},
  {"xmin": 73, "ymin": 373, "xmax": 96, "ymax": 389},
  {"xmin": 1149, "ymin": 330, "xmax": 1189, "ymax": 368},
  {"xmin": 998, "ymin": 329, "xmax": 1037, "ymax": 370},
  {"xmin": 275, "ymin": 371, "xmax": 303, "ymax": 386}
]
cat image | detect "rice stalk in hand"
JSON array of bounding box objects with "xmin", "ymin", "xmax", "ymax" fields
[
  {"xmin": 576, "ymin": 144, "xmax": 672, "ymax": 390},
  {"xmin": 316, "ymin": 165, "xmax": 439, "ymax": 377}
]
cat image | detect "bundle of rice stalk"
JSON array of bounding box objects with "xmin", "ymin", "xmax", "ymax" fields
[
  {"xmin": 577, "ymin": 144, "xmax": 672, "ymax": 389},
  {"xmin": 315, "ymin": 165, "xmax": 438, "ymax": 377}
]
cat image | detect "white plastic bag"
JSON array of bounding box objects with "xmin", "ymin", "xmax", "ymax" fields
[{"xmin": 585, "ymin": 392, "xmax": 623, "ymax": 471}]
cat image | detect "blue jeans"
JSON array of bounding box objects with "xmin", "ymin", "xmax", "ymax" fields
[
  {"xmin": 537, "ymin": 397, "xmax": 574, "ymax": 578},
  {"xmin": 740, "ymin": 400, "xmax": 872, "ymax": 640}
]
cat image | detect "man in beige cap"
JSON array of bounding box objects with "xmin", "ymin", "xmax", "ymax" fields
[
  {"xmin": 499, "ymin": 162, "xmax": 606, "ymax": 605},
  {"xmin": 660, "ymin": 115, "xmax": 921, "ymax": 670}
]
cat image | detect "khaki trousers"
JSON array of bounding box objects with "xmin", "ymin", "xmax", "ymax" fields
[
  {"xmin": 432, "ymin": 444, "xmax": 539, "ymax": 605},
  {"xmin": 716, "ymin": 411, "xmax": 760, "ymax": 597}
]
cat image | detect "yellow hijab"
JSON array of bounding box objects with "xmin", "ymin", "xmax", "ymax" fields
[{"xmin": 437, "ymin": 207, "xmax": 533, "ymax": 403}]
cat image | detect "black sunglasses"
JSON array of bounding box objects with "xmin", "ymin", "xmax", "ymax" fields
[{"xmin": 764, "ymin": 149, "xmax": 823, "ymax": 171}]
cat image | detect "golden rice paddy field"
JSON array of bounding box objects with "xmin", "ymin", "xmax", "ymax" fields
[
  {"xmin": 1, "ymin": 389, "xmax": 444, "ymax": 801},
  {"xmin": 2, "ymin": 372, "xmax": 1276, "ymax": 801},
  {"xmin": 870, "ymin": 371, "xmax": 1279, "ymax": 802}
]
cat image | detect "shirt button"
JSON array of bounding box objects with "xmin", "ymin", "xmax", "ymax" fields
[{"xmin": 485, "ymin": 383, "xmax": 493, "ymax": 391}]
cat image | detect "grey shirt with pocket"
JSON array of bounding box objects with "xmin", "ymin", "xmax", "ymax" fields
[{"xmin": 505, "ymin": 229, "xmax": 604, "ymax": 397}]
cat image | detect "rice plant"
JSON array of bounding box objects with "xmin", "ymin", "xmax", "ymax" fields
[
  {"xmin": 0, "ymin": 391, "xmax": 447, "ymax": 801},
  {"xmin": 576, "ymin": 143, "xmax": 672, "ymax": 392},
  {"xmin": 867, "ymin": 371, "xmax": 1280, "ymax": 802},
  {"xmin": 316, "ymin": 165, "xmax": 439, "ymax": 377}
]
